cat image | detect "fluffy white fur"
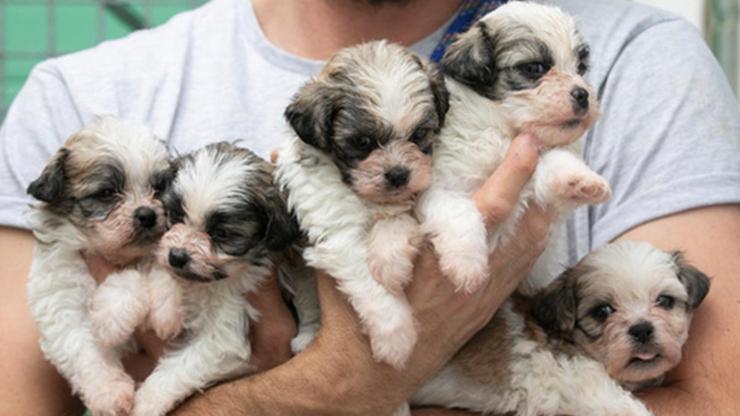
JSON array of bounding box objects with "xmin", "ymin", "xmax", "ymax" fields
[
  {"xmin": 277, "ymin": 41, "xmax": 447, "ymax": 370},
  {"xmin": 131, "ymin": 143, "xmax": 278, "ymax": 416},
  {"xmin": 276, "ymin": 140, "xmax": 418, "ymax": 368},
  {"xmin": 416, "ymin": 2, "xmax": 611, "ymax": 294},
  {"xmin": 26, "ymin": 117, "xmax": 182, "ymax": 416}
]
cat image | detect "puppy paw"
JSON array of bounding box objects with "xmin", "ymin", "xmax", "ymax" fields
[
  {"xmin": 369, "ymin": 315, "xmax": 417, "ymax": 369},
  {"xmin": 148, "ymin": 298, "xmax": 184, "ymax": 341},
  {"xmin": 290, "ymin": 325, "xmax": 319, "ymax": 354},
  {"xmin": 90, "ymin": 287, "xmax": 147, "ymax": 347},
  {"xmin": 131, "ymin": 390, "xmax": 168, "ymax": 416},
  {"xmin": 85, "ymin": 376, "xmax": 135, "ymax": 416},
  {"xmin": 554, "ymin": 172, "xmax": 611, "ymax": 205},
  {"xmin": 428, "ymin": 224, "xmax": 489, "ymax": 293}
]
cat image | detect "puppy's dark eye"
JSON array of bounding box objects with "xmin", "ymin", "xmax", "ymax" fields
[
  {"xmin": 91, "ymin": 188, "xmax": 116, "ymax": 202},
  {"xmin": 577, "ymin": 62, "xmax": 589, "ymax": 75},
  {"xmin": 518, "ymin": 62, "xmax": 551, "ymax": 78},
  {"xmin": 351, "ymin": 135, "xmax": 375, "ymax": 151},
  {"xmin": 211, "ymin": 227, "xmax": 233, "ymax": 242},
  {"xmin": 588, "ymin": 304, "xmax": 614, "ymax": 322},
  {"xmin": 411, "ymin": 127, "xmax": 433, "ymax": 153},
  {"xmin": 656, "ymin": 295, "xmax": 675, "ymax": 310}
]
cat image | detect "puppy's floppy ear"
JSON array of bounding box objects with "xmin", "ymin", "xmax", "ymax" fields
[
  {"xmin": 262, "ymin": 192, "xmax": 302, "ymax": 252},
  {"xmin": 671, "ymin": 251, "xmax": 710, "ymax": 308},
  {"xmin": 531, "ymin": 270, "xmax": 578, "ymax": 334},
  {"xmin": 27, "ymin": 148, "xmax": 70, "ymax": 203},
  {"xmin": 284, "ymin": 79, "xmax": 336, "ymax": 151},
  {"xmin": 440, "ymin": 21, "xmax": 499, "ymax": 98},
  {"xmin": 418, "ymin": 58, "xmax": 450, "ymax": 126}
]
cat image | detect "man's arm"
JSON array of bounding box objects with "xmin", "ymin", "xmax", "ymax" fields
[
  {"xmin": 0, "ymin": 227, "xmax": 85, "ymax": 416},
  {"xmin": 618, "ymin": 205, "xmax": 740, "ymax": 416}
]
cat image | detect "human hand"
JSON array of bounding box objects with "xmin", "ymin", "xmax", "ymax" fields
[{"xmin": 302, "ymin": 133, "xmax": 554, "ymax": 413}]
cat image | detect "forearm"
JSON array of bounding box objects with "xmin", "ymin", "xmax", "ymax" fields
[
  {"xmin": 639, "ymin": 381, "xmax": 730, "ymax": 416},
  {"xmin": 0, "ymin": 227, "xmax": 84, "ymax": 416},
  {"xmin": 173, "ymin": 329, "xmax": 405, "ymax": 416}
]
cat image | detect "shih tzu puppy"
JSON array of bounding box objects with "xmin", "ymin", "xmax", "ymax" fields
[
  {"xmin": 132, "ymin": 141, "xmax": 301, "ymax": 416},
  {"xmin": 416, "ymin": 2, "xmax": 611, "ymax": 293},
  {"xmin": 276, "ymin": 41, "xmax": 449, "ymax": 369},
  {"xmin": 412, "ymin": 241, "xmax": 710, "ymax": 416},
  {"xmin": 26, "ymin": 117, "xmax": 182, "ymax": 415}
]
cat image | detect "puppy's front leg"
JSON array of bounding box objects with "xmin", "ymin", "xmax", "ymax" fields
[
  {"xmin": 89, "ymin": 268, "xmax": 149, "ymax": 348},
  {"xmin": 145, "ymin": 264, "xmax": 183, "ymax": 341},
  {"xmin": 305, "ymin": 231, "xmax": 417, "ymax": 369},
  {"xmin": 287, "ymin": 265, "xmax": 321, "ymax": 354},
  {"xmin": 367, "ymin": 213, "xmax": 422, "ymax": 295},
  {"xmin": 417, "ymin": 188, "xmax": 489, "ymax": 293},
  {"xmin": 533, "ymin": 149, "xmax": 611, "ymax": 213},
  {"xmin": 28, "ymin": 245, "xmax": 135, "ymax": 415},
  {"xmin": 132, "ymin": 307, "xmax": 252, "ymax": 416}
]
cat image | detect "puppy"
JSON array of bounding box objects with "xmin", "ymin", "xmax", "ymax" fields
[
  {"xmin": 131, "ymin": 141, "xmax": 301, "ymax": 416},
  {"xmin": 417, "ymin": 2, "xmax": 611, "ymax": 293},
  {"xmin": 412, "ymin": 241, "xmax": 710, "ymax": 416},
  {"xmin": 26, "ymin": 117, "xmax": 182, "ymax": 415},
  {"xmin": 276, "ymin": 41, "xmax": 449, "ymax": 369}
]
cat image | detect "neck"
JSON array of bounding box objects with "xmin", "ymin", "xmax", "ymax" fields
[{"xmin": 252, "ymin": 0, "xmax": 463, "ymax": 60}]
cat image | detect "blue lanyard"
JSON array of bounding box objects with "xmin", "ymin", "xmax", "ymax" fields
[{"xmin": 429, "ymin": 0, "xmax": 508, "ymax": 63}]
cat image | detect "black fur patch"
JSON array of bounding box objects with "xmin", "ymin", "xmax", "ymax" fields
[
  {"xmin": 27, "ymin": 148, "xmax": 70, "ymax": 204},
  {"xmin": 671, "ymin": 251, "xmax": 711, "ymax": 309},
  {"xmin": 441, "ymin": 22, "xmax": 499, "ymax": 98}
]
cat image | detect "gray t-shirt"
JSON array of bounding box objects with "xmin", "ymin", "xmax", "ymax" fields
[{"xmin": 1, "ymin": 0, "xmax": 739, "ymax": 270}]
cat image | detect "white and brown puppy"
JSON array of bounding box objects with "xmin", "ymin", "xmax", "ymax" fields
[
  {"xmin": 412, "ymin": 241, "xmax": 710, "ymax": 416},
  {"xmin": 276, "ymin": 41, "xmax": 449, "ymax": 369},
  {"xmin": 131, "ymin": 141, "xmax": 301, "ymax": 416},
  {"xmin": 417, "ymin": 2, "xmax": 611, "ymax": 293},
  {"xmin": 26, "ymin": 117, "xmax": 182, "ymax": 416}
]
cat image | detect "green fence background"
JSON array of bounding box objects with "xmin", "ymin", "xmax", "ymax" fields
[{"xmin": 0, "ymin": 0, "xmax": 206, "ymax": 121}]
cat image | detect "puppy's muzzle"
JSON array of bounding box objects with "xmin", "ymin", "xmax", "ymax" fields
[{"xmin": 384, "ymin": 166, "xmax": 411, "ymax": 189}]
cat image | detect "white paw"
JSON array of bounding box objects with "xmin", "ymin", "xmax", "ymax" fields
[
  {"xmin": 291, "ymin": 325, "xmax": 319, "ymax": 354},
  {"xmin": 85, "ymin": 377, "xmax": 135, "ymax": 416},
  {"xmin": 369, "ymin": 315, "xmax": 417, "ymax": 369},
  {"xmin": 131, "ymin": 389, "xmax": 169, "ymax": 416},
  {"xmin": 431, "ymin": 223, "xmax": 488, "ymax": 293},
  {"xmin": 554, "ymin": 172, "xmax": 611, "ymax": 205}
]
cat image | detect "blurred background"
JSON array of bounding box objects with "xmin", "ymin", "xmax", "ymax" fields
[{"xmin": 0, "ymin": 0, "xmax": 738, "ymax": 122}]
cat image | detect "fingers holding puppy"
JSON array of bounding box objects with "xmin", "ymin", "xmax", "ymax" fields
[{"xmin": 473, "ymin": 133, "xmax": 540, "ymax": 229}]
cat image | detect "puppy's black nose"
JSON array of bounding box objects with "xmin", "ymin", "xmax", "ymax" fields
[
  {"xmin": 384, "ymin": 166, "xmax": 410, "ymax": 188},
  {"xmin": 168, "ymin": 248, "xmax": 190, "ymax": 269},
  {"xmin": 134, "ymin": 207, "xmax": 157, "ymax": 229},
  {"xmin": 628, "ymin": 322, "xmax": 654, "ymax": 344},
  {"xmin": 571, "ymin": 87, "xmax": 589, "ymax": 113}
]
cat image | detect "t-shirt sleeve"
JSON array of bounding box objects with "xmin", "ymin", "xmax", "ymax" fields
[
  {"xmin": 0, "ymin": 60, "xmax": 84, "ymax": 229},
  {"xmin": 585, "ymin": 18, "xmax": 740, "ymax": 248}
]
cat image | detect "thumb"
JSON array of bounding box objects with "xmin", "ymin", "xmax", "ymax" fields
[{"xmin": 473, "ymin": 133, "xmax": 540, "ymax": 229}]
